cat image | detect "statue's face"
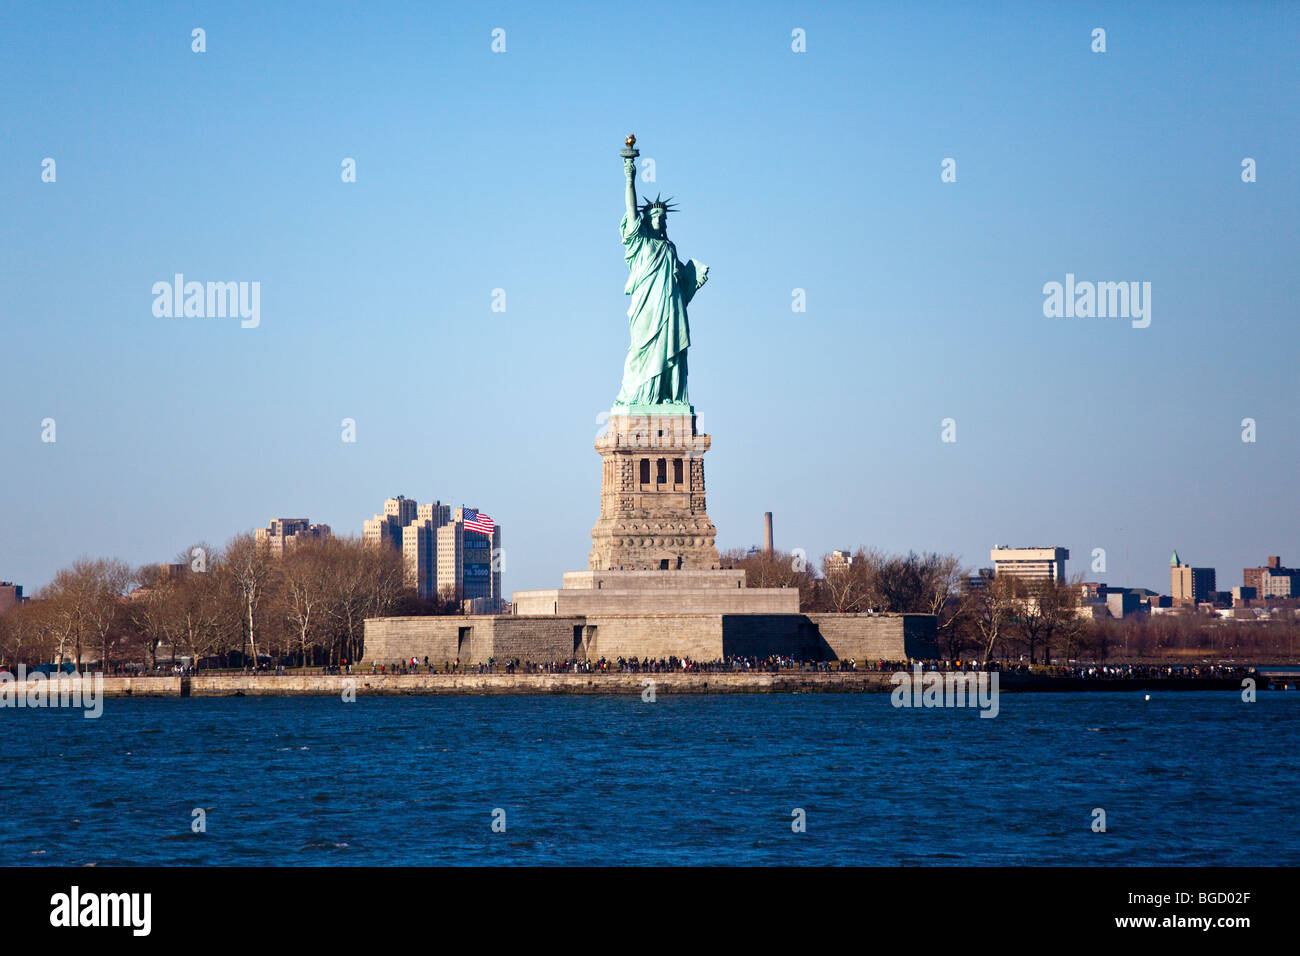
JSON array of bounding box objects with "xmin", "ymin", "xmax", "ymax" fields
[{"xmin": 649, "ymin": 209, "xmax": 666, "ymax": 234}]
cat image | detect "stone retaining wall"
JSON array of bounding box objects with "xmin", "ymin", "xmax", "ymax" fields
[
  {"xmin": 0, "ymin": 672, "xmax": 1255, "ymax": 698},
  {"xmin": 363, "ymin": 612, "xmax": 937, "ymax": 666}
]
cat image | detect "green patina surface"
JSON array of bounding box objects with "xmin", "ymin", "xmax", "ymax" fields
[
  {"xmin": 614, "ymin": 138, "xmax": 708, "ymax": 410},
  {"xmin": 608, "ymin": 402, "xmax": 695, "ymax": 418}
]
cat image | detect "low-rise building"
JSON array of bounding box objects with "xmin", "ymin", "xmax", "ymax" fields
[
  {"xmin": 1079, "ymin": 581, "xmax": 1106, "ymax": 601},
  {"xmin": 1105, "ymin": 590, "xmax": 1143, "ymax": 619}
]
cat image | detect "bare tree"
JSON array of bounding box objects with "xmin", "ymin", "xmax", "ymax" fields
[
  {"xmin": 37, "ymin": 558, "xmax": 133, "ymax": 669},
  {"xmin": 876, "ymin": 552, "xmax": 932, "ymax": 613},
  {"xmin": 40, "ymin": 567, "xmax": 89, "ymax": 667},
  {"xmin": 0, "ymin": 600, "xmax": 56, "ymax": 666},
  {"xmin": 171, "ymin": 548, "xmax": 227, "ymax": 667},
  {"xmin": 281, "ymin": 540, "xmax": 332, "ymax": 667},
  {"xmin": 971, "ymin": 574, "xmax": 1023, "ymax": 664},
  {"xmin": 818, "ymin": 547, "xmax": 883, "ymax": 613},
  {"xmin": 916, "ymin": 553, "xmax": 971, "ymax": 660},
  {"xmin": 130, "ymin": 565, "xmax": 177, "ymax": 669},
  {"xmin": 84, "ymin": 559, "xmax": 134, "ymax": 669},
  {"xmin": 1012, "ymin": 577, "xmax": 1082, "ymax": 665},
  {"xmin": 357, "ymin": 541, "xmax": 405, "ymax": 661},
  {"xmin": 322, "ymin": 537, "xmax": 405, "ymax": 666},
  {"xmin": 224, "ymin": 533, "xmax": 278, "ymax": 669},
  {"xmin": 721, "ymin": 547, "xmax": 820, "ymax": 610},
  {"xmin": 436, "ymin": 584, "xmax": 461, "ymax": 617}
]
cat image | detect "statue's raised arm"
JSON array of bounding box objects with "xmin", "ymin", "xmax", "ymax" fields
[{"xmin": 623, "ymin": 135, "xmax": 639, "ymax": 223}]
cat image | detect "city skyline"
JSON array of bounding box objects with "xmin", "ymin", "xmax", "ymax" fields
[
  {"xmin": 3, "ymin": 2, "xmax": 1297, "ymax": 597},
  {"xmin": 4, "ymin": 489, "xmax": 1292, "ymax": 601}
]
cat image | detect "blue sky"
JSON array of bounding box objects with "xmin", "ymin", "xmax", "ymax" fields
[{"xmin": 2, "ymin": 1, "xmax": 1297, "ymax": 595}]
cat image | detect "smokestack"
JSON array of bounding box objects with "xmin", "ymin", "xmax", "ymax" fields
[{"xmin": 763, "ymin": 512, "xmax": 773, "ymax": 553}]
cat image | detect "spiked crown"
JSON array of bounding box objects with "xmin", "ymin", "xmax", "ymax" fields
[{"xmin": 638, "ymin": 193, "xmax": 679, "ymax": 217}]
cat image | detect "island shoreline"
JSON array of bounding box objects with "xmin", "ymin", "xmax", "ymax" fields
[{"xmin": 0, "ymin": 672, "xmax": 1272, "ymax": 698}]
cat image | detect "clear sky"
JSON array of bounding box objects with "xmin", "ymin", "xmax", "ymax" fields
[{"xmin": 2, "ymin": 1, "xmax": 1297, "ymax": 596}]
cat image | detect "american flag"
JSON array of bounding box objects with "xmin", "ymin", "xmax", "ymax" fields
[{"xmin": 463, "ymin": 508, "xmax": 495, "ymax": 536}]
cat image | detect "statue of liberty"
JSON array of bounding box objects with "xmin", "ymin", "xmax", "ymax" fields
[{"xmin": 613, "ymin": 134, "xmax": 709, "ymax": 411}]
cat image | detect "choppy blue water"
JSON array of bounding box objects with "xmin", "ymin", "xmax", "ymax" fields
[{"xmin": 2, "ymin": 692, "xmax": 1296, "ymax": 865}]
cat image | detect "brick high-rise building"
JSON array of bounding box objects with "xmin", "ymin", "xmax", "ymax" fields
[
  {"xmin": 1243, "ymin": 556, "xmax": 1299, "ymax": 597},
  {"xmin": 1259, "ymin": 567, "xmax": 1300, "ymax": 599}
]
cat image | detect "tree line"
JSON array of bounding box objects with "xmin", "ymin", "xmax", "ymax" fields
[
  {"xmin": 4, "ymin": 541, "xmax": 1294, "ymax": 669},
  {"xmin": 0, "ymin": 534, "xmax": 458, "ymax": 670},
  {"xmin": 723, "ymin": 547, "xmax": 1296, "ymax": 665}
]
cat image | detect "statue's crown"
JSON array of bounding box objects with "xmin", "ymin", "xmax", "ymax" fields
[{"xmin": 638, "ymin": 193, "xmax": 679, "ymax": 216}]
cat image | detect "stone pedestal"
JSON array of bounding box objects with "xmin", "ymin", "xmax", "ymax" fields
[
  {"xmin": 512, "ymin": 569, "xmax": 801, "ymax": 616},
  {"xmin": 588, "ymin": 412, "xmax": 719, "ymax": 572}
]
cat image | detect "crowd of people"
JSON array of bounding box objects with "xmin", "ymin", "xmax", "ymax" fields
[
  {"xmin": 362, "ymin": 656, "xmax": 1256, "ymax": 680},
  {"xmin": 1013, "ymin": 662, "xmax": 1252, "ymax": 681},
  {"xmin": 873, "ymin": 659, "xmax": 1253, "ymax": 680},
  {"xmin": 368, "ymin": 654, "xmax": 873, "ymax": 675},
  {"xmin": 20, "ymin": 657, "xmax": 1253, "ymax": 681}
]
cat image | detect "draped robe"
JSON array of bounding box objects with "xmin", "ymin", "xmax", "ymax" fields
[{"xmin": 613, "ymin": 210, "xmax": 706, "ymax": 408}]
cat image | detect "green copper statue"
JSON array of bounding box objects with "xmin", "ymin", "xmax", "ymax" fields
[{"xmin": 613, "ymin": 134, "xmax": 709, "ymax": 412}]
